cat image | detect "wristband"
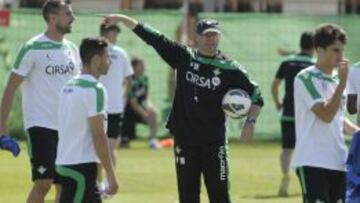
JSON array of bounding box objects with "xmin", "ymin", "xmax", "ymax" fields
[{"xmin": 246, "ymin": 117, "xmax": 256, "ymax": 124}]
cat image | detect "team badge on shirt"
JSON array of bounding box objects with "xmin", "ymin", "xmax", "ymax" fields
[
  {"xmin": 213, "ymin": 69, "xmax": 221, "ymax": 76},
  {"xmin": 46, "ymin": 54, "xmax": 52, "ymax": 61},
  {"xmin": 212, "ymin": 76, "xmax": 221, "ymax": 88},
  {"xmin": 212, "ymin": 69, "xmax": 222, "ymax": 89}
]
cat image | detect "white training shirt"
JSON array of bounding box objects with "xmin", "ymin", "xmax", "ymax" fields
[
  {"xmin": 99, "ymin": 44, "xmax": 133, "ymax": 114},
  {"xmin": 12, "ymin": 34, "xmax": 81, "ymax": 130},
  {"xmin": 347, "ymin": 62, "xmax": 360, "ymax": 122},
  {"xmin": 56, "ymin": 74, "xmax": 107, "ymax": 165},
  {"xmin": 292, "ymin": 65, "xmax": 347, "ymax": 171}
]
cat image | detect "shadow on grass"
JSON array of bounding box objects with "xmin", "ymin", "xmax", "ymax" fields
[{"xmin": 241, "ymin": 193, "xmax": 301, "ymax": 199}]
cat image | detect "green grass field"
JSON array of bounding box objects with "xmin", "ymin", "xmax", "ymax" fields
[{"xmin": 0, "ymin": 140, "xmax": 302, "ymax": 203}]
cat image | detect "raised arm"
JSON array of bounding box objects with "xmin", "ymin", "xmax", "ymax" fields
[
  {"xmin": 103, "ymin": 14, "xmax": 138, "ymax": 30},
  {"xmin": 311, "ymin": 60, "xmax": 348, "ymax": 123},
  {"xmin": 102, "ymin": 14, "xmax": 191, "ymax": 69}
]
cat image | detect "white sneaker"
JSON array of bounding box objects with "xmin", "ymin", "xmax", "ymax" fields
[
  {"xmin": 149, "ymin": 138, "xmax": 161, "ymax": 150},
  {"xmin": 99, "ymin": 181, "xmax": 112, "ymax": 199}
]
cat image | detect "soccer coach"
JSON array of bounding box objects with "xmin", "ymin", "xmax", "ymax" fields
[{"xmin": 102, "ymin": 14, "xmax": 264, "ymax": 203}]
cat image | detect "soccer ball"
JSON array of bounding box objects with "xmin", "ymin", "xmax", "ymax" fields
[{"xmin": 222, "ymin": 89, "xmax": 251, "ymax": 119}]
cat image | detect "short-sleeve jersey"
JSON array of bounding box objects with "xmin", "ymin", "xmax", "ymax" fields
[
  {"xmin": 56, "ymin": 74, "xmax": 107, "ymax": 165},
  {"xmin": 275, "ymin": 53, "xmax": 315, "ymax": 120},
  {"xmin": 12, "ymin": 34, "xmax": 81, "ymax": 130},
  {"xmin": 99, "ymin": 44, "xmax": 133, "ymax": 114},
  {"xmin": 292, "ymin": 66, "xmax": 347, "ymax": 171}
]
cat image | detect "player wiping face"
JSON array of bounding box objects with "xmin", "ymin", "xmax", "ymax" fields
[{"xmin": 316, "ymin": 38, "xmax": 348, "ymax": 77}]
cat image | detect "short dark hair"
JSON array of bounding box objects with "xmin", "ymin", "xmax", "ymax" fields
[
  {"xmin": 100, "ymin": 23, "xmax": 121, "ymax": 36},
  {"xmin": 80, "ymin": 37, "xmax": 109, "ymax": 65},
  {"xmin": 300, "ymin": 31, "xmax": 314, "ymax": 50},
  {"xmin": 131, "ymin": 57, "xmax": 144, "ymax": 68},
  {"xmin": 314, "ymin": 23, "xmax": 347, "ymax": 49},
  {"xmin": 42, "ymin": 0, "xmax": 69, "ymax": 22}
]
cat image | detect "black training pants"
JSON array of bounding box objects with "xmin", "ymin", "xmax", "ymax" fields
[{"xmin": 174, "ymin": 142, "xmax": 231, "ymax": 203}]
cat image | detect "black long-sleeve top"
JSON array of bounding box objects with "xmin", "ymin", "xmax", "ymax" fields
[{"xmin": 133, "ymin": 23, "xmax": 264, "ymax": 146}]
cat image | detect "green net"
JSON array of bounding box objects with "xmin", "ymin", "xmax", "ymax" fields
[{"xmin": 1, "ymin": 9, "xmax": 359, "ymax": 139}]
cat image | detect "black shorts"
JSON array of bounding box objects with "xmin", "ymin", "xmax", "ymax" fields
[
  {"xmin": 122, "ymin": 106, "xmax": 145, "ymax": 140},
  {"xmin": 107, "ymin": 113, "xmax": 123, "ymax": 139},
  {"xmin": 174, "ymin": 142, "xmax": 231, "ymax": 203},
  {"xmin": 296, "ymin": 166, "xmax": 345, "ymax": 203},
  {"xmin": 56, "ymin": 162, "xmax": 100, "ymax": 203},
  {"xmin": 281, "ymin": 121, "xmax": 295, "ymax": 149},
  {"xmin": 27, "ymin": 127, "xmax": 59, "ymax": 182}
]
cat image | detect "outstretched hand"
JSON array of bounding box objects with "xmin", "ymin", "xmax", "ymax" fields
[
  {"xmin": 97, "ymin": 13, "xmax": 138, "ymax": 30},
  {"xmin": 0, "ymin": 135, "xmax": 20, "ymax": 157},
  {"xmin": 99, "ymin": 14, "xmax": 121, "ymax": 27}
]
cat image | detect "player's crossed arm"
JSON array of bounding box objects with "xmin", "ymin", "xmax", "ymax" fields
[{"xmin": 311, "ymin": 60, "xmax": 348, "ymax": 123}]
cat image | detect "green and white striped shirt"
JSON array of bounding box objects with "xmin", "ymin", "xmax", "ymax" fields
[
  {"xmin": 12, "ymin": 33, "xmax": 81, "ymax": 130},
  {"xmin": 56, "ymin": 74, "xmax": 107, "ymax": 165},
  {"xmin": 292, "ymin": 65, "xmax": 347, "ymax": 171}
]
